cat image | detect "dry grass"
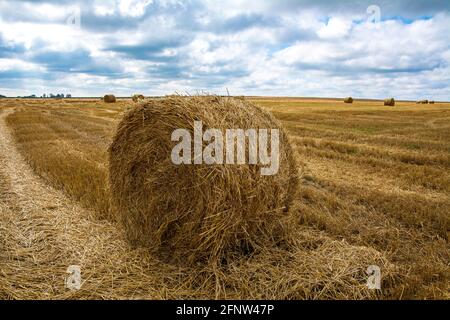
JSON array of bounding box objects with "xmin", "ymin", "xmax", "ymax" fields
[
  {"xmin": 3, "ymin": 104, "xmax": 114, "ymax": 219},
  {"xmin": 109, "ymin": 96, "xmax": 298, "ymax": 265},
  {"xmin": 0, "ymin": 97, "xmax": 449, "ymax": 299},
  {"xmin": 132, "ymin": 94, "xmax": 145, "ymax": 102},
  {"xmin": 344, "ymin": 97, "xmax": 353, "ymax": 104},
  {"xmin": 103, "ymin": 95, "xmax": 116, "ymax": 103},
  {"xmin": 384, "ymin": 98, "xmax": 395, "ymax": 106}
]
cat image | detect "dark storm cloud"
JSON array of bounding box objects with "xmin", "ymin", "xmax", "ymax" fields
[
  {"xmin": 0, "ymin": 33, "xmax": 26, "ymax": 58},
  {"xmin": 0, "ymin": 0, "xmax": 449, "ymax": 99},
  {"xmin": 266, "ymin": 0, "xmax": 450, "ymax": 17},
  {"xmin": 207, "ymin": 13, "xmax": 281, "ymax": 33},
  {"xmin": 78, "ymin": 11, "xmax": 142, "ymax": 32},
  {"xmin": 146, "ymin": 63, "xmax": 186, "ymax": 79},
  {"xmin": 31, "ymin": 49, "xmax": 125, "ymax": 77},
  {"xmin": 107, "ymin": 38, "xmax": 189, "ymax": 61},
  {"xmin": 0, "ymin": 0, "xmax": 279, "ymax": 34},
  {"xmin": 290, "ymin": 61, "xmax": 443, "ymax": 77},
  {"xmin": 0, "ymin": 69, "xmax": 54, "ymax": 81}
]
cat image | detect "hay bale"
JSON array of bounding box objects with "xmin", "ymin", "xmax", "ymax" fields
[
  {"xmin": 109, "ymin": 96, "xmax": 298, "ymax": 265},
  {"xmin": 344, "ymin": 97, "xmax": 353, "ymax": 104},
  {"xmin": 384, "ymin": 98, "xmax": 395, "ymax": 106},
  {"xmin": 132, "ymin": 94, "xmax": 145, "ymax": 103},
  {"xmin": 103, "ymin": 94, "xmax": 116, "ymax": 103}
]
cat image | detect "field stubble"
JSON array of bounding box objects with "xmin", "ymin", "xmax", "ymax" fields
[{"xmin": 0, "ymin": 98, "xmax": 449, "ymax": 299}]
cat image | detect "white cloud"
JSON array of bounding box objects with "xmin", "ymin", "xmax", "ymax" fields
[
  {"xmin": 0, "ymin": 0, "xmax": 449, "ymax": 100},
  {"xmin": 92, "ymin": 0, "xmax": 153, "ymax": 17},
  {"xmin": 317, "ymin": 17, "xmax": 352, "ymax": 39},
  {"xmin": 93, "ymin": 0, "xmax": 117, "ymax": 16},
  {"xmin": 0, "ymin": 58, "xmax": 43, "ymax": 72},
  {"xmin": 118, "ymin": 0, "xmax": 153, "ymax": 17}
]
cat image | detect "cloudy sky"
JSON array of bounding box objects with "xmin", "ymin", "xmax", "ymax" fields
[{"xmin": 0, "ymin": 0, "xmax": 449, "ymax": 99}]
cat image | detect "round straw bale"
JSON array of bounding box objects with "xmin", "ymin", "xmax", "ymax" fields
[
  {"xmin": 103, "ymin": 94, "xmax": 116, "ymax": 103},
  {"xmin": 344, "ymin": 97, "xmax": 353, "ymax": 103},
  {"xmin": 109, "ymin": 96, "xmax": 298, "ymax": 265},
  {"xmin": 132, "ymin": 94, "xmax": 145, "ymax": 102},
  {"xmin": 384, "ymin": 98, "xmax": 395, "ymax": 106}
]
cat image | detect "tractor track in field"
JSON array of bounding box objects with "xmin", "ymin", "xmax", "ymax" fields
[
  {"xmin": 0, "ymin": 109, "xmax": 131, "ymax": 299},
  {"xmin": 426, "ymin": 116, "xmax": 450, "ymax": 129}
]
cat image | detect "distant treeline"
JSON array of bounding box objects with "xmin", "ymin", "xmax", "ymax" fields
[{"xmin": 0, "ymin": 94, "xmax": 73, "ymax": 98}]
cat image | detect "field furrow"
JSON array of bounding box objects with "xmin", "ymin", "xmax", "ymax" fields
[{"xmin": 1, "ymin": 98, "xmax": 449, "ymax": 299}]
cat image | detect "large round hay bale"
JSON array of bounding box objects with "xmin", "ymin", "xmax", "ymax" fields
[
  {"xmin": 103, "ymin": 94, "xmax": 116, "ymax": 103},
  {"xmin": 132, "ymin": 94, "xmax": 145, "ymax": 103},
  {"xmin": 384, "ymin": 98, "xmax": 395, "ymax": 106},
  {"xmin": 109, "ymin": 96, "xmax": 298, "ymax": 265},
  {"xmin": 344, "ymin": 97, "xmax": 353, "ymax": 104}
]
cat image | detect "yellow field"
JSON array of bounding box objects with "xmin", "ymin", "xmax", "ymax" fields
[{"xmin": 0, "ymin": 97, "xmax": 449, "ymax": 299}]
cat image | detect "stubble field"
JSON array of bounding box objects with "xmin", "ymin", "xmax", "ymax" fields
[{"xmin": 0, "ymin": 97, "xmax": 448, "ymax": 299}]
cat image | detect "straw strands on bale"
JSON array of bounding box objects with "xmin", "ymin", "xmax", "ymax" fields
[
  {"xmin": 384, "ymin": 98, "xmax": 395, "ymax": 106},
  {"xmin": 132, "ymin": 94, "xmax": 145, "ymax": 103},
  {"xmin": 344, "ymin": 97, "xmax": 353, "ymax": 104},
  {"xmin": 109, "ymin": 96, "xmax": 299, "ymax": 266},
  {"xmin": 103, "ymin": 94, "xmax": 116, "ymax": 103}
]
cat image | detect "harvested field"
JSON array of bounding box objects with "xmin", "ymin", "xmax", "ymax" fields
[{"xmin": 0, "ymin": 97, "xmax": 449, "ymax": 299}]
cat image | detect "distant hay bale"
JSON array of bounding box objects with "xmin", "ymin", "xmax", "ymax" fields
[
  {"xmin": 103, "ymin": 94, "xmax": 116, "ymax": 103},
  {"xmin": 344, "ymin": 97, "xmax": 353, "ymax": 104},
  {"xmin": 384, "ymin": 98, "xmax": 395, "ymax": 106},
  {"xmin": 132, "ymin": 94, "xmax": 145, "ymax": 103},
  {"xmin": 109, "ymin": 96, "xmax": 298, "ymax": 265}
]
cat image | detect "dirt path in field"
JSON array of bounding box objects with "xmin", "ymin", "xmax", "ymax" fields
[
  {"xmin": 0, "ymin": 110, "xmax": 148, "ymax": 299},
  {"xmin": 426, "ymin": 116, "xmax": 450, "ymax": 129}
]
